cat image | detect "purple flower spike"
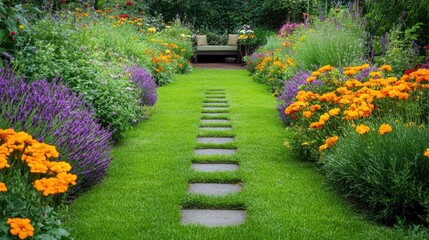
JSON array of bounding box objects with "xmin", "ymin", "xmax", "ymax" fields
[{"xmin": 128, "ymin": 66, "xmax": 158, "ymax": 106}]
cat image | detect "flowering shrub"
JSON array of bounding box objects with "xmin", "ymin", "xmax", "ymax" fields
[
  {"xmin": 238, "ymin": 24, "xmax": 256, "ymax": 46},
  {"xmin": 322, "ymin": 119, "xmax": 429, "ymax": 226},
  {"xmin": 285, "ymin": 64, "xmax": 429, "ymax": 160},
  {"xmin": 277, "ymin": 70, "xmax": 317, "ymax": 124},
  {"xmin": 0, "ymin": 128, "xmax": 74, "ymax": 238},
  {"xmin": 277, "ymin": 22, "xmax": 304, "ymax": 38},
  {"xmin": 0, "ymin": 67, "xmax": 112, "ymax": 198}
]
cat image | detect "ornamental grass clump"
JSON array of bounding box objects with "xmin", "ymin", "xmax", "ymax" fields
[
  {"xmin": 322, "ymin": 119, "xmax": 429, "ymax": 226},
  {"xmin": 0, "ymin": 67, "xmax": 112, "ymax": 198},
  {"xmin": 0, "ymin": 128, "xmax": 75, "ymax": 238},
  {"xmin": 291, "ymin": 9, "xmax": 367, "ymax": 69}
]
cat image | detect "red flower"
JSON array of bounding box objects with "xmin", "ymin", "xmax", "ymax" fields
[
  {"xmin": 119, "ymin": 14, "xmax": 129, "ymax": 19},
  {"xmin": 404, "ymin": 69, "xmax": 415, "ymax": 75},
  {"xmin": 60, "ymin": 0, "xmax": 66, "ymax": 3},
  {"xmin": 423, "ymin": 45, "xmax": 429, "ymax": 49},
  {"xmin": 84, "ymin": 3, "xmax": 88, "ymax": 9},
  {"xmin": 126, "ymin": 1, "xmax": 133, "ymax": 5},
  {"xmin": 9, "ymin": 31, "xmax": 16, "ymax": 36}
]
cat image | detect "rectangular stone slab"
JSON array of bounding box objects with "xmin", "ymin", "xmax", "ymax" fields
[
  {"xmin": 199, "ymin": 127, "xmax": 232, "ymax": 131},
  {"xmin": 194, "ymin": 149, "xmax": 236, "ymax": 155},
  {"xmin": 200, "ymin": 119, "xmax": 230, "ymax": 124},
  {"xmin": 191, "ymin": 163, "xmax": 239, "ymax": 172},
  {"xmin": 181, "ymin": 209, "xmax": 246, "ymax": 227},
  {"xmin": 203, "ymin": 107, "xmax": 228, "ymax": 111},
  {"xmin": 205, "ymin": 96, "xmax": 226, "ymax": 99},
  {"xmin": 188, "ymin": 183, "xmax": 242, "ymax": 196},
  {"xmin": 197, "ymin": 137, "xmax": 234, "ymax": 143},
  {"xmin": 204, "ymin": 100, "xmax": 228, "ymax": 103}
]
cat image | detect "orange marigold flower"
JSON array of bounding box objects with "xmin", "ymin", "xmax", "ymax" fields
[
  {"xmin": 319, "ymin": 144, "xmax": 328, "ymax": 151},
  {"xmin": 303, "ymin": 111, "xmax": 312, "ymax": 118},
  {"xmin": 309, "ymin": 122, "xmax": 324, "ymax": 129},
  {"xmin": 343, "ymin": 69, "xmax": 356, "ymax": 76},
  {"xmin": 7, "ymin": 218, "xmax": 34, "ymax": 239},
  {"xmin": 49, "ymin": 161, "xmax": 72, "ymax": 174},
  {"xmin": 378, "ymin": 65, "xmax": 392, "ymax": 72},
  {"xmin": 328, "ymin": 108, "xmax": 340, "ymax": 116},
  {"xmin": 319, "ymin": 113, "xmax": 330, "ymax": 122},
  {"xmin": 320, "ymin": 136, "xmax": 339, "ymax": 151},
  {"xmin": 0, "ymin": 182, "xmax": 7, "ymax": 192},
  {"xmin": 325, "ymin": 136, "xmax": 339, "ymax": 146},
  {"xmin": 355, "ymin": 124, "xmax": 370, "ymax": 134},
  {"xmin": 311, "ymin": 71, "xmax": 321, "ymax": 77},
  {"xmin": 424, "ymin": 148, "xmax": 429, "ymax": 158},
  {"xmin": 379, "ymin": 124, "xmax": 392, "ymax": 135},
  {"xmin": 310, "ymin": 104, "xmax": 321, "ymax": 112},
  {"xmin": 369, "ymin": 71, "xmax": 382, "ymax": 78},
  {"xmin": 318, "ymin": 65, "xmax": 334, "ymax": 73},
  {"xmin": 306, "ymin": 76, "xmax": 317, "ymax": 82},
  {"xmin": 0, "ymin": 157, "xmax": 10, "ymax": 169}
]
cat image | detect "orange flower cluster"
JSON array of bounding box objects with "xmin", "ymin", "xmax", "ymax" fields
[
  {"xmin": 286, "ymin": 65, "xmax": 429, "ymax": 130},
  {"xmin": 424, "ymin": 148, "xmax": 429, "ymax": 158},
  {"xmin": 7, "ymin": 218, "xmax": 34, "ymax": 239},
  {"xmin": 379, "ymin": 124, "xmax": 392, "ymax": 135},
  {"xmin": 355, "ymin": 124, "xmax": 370, "ymax": 134},
  {"xmin": 0, "ymin": 129, "xmax": 77, "ymax": 196},
  {"xmin": 319, "ymin": 136, "xmax": 339, "ymax": 151}
]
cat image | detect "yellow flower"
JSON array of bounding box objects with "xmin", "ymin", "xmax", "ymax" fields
[
  {"xmin": 319, "ymin": 144, "xmax": 328, "ymax": 151},
  {"xmin": 355, "ymin": 124, "xmax": 370, "ymax": 134},
  {"xmin": 328, "ymin": 108, "xmax": 340, "ymax": 116},
  {"xmin": 19, "ymin": 24, "xmax": 25, "ymax": 30},
  {"xmin": 306, "ymin": 76, "xmax": 316, "ymax": 82},
  {"xmin": 148, "ymin": 27, "xmax": 156, "ymax": 33},
  {"xmin": 379, "ymin": 124, "xmax": 392, "ymax": 135},
  {"xmin": 0, "ymin": 182, "xmax": 7, "ymax": 192},
  {"xmin": 424, "ymin": 148, "xmax": 429, "ymax": 158},
  {"xmin": 303, "ymin": 111, "xmax": 312, "ymax": 118},
  {"xmin": 7, "ymin": 218, "xmax": 34, "ymax": 239},
  {"xmin": 320, "ymin": 136, "xmax": 339, "ymax": 151},
  {"xmin": 378, "ymin": 65, "xmax": 392, "ymax": 72}
]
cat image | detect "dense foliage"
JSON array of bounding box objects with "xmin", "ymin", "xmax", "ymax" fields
[{"xmin": 0, "ymin": 67, "xmax": 113, "ymax": 198}]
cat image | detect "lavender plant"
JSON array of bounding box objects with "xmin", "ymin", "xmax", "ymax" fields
[
  {"xmin": 277, "ymin": 70, "xmax": 320, "ymax": 124},
  {"xmin": 0, "ymin": 67, "xmax": 113, "ymax": 199},
  {"xmin": 128, "ymin": 66, "xmax": 158, "ymax": 107}
]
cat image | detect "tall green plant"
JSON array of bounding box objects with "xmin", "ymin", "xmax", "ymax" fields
[{"xmin": 291, "ymin": 8, "xmax": 367, "ymax": 69}]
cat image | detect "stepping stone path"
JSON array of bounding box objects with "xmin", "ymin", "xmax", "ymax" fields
[{"xmin": 181, "ymin": 89, "xmax": 246, "ymax": 227}]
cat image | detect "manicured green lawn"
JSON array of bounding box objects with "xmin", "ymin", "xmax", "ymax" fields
[{"xmin": 66, "ymin": 68, "xmax": 412, "ymax": 239}]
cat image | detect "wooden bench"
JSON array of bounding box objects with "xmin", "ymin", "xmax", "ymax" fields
[
  {"xmin": 195, "ymin": 45, "xmax": 240, "ymax": 63},
  {"xmin": 194, "ymin": 34, "xmax": 240, "ymax": 63}
]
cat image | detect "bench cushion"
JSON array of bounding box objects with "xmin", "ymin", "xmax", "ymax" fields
[
  {"xmin": 227, "ymin": 34, "xmax": 239, "ymax": 46},
  {"xmin": 197, "ymin": 45, "xmax": 238, "ymax": 51},
  {"xmin": 196, "ymin": 35, "xmax": 208, "ymax": 46}
]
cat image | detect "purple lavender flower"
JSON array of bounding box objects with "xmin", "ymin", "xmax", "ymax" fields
[
  {"xmin": 0, "ymin": 67, "xmax": 113, "ymax": 199},
  {"xmin": 277, "ymin": 71, "xmax": 322, "ymax": 124},
  {"xmin": 128, "ymin": 66, "xmax": 157, "ymax": 106}
]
